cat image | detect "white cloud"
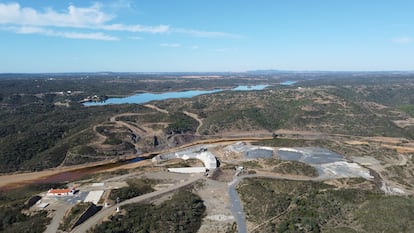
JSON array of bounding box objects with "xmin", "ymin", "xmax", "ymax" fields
[
  {"xmin": 0, "ymin": 2, "xmax": 240, "ymax": 40},
  {"xmin": 7, "ymin": 26, "xmax": 118, "ymax": 41},
  {"xmin": 108, "ymin": 0, "xmax": 134, "ymax": 10},
  {"xmin": 10, "ymin": 26, "xmax": 45, "ymax": 34},
  {"xmin": 101, "ymin": 24, "xmax": 169, "ymax": 33},
  {"xmin": 0, "ymin": 2, "xmax": 166, "ymax": 40},
  {"xmin": 0, "ymin": 2, "xmax": 168, "ymax": 33},
  {"xmin": 0, "ymin": 2, "xmax": 112, "ymax": 27},
  {"xmin": 392, "ymin": 36, "xmax": 412, "ymax": 44},
  {"xmin": 61, "ymin": 32, "xmax": 118, "ymax": 41},
  {"xmin": 160, "ymin": 43, "xmax": 181, "ymax": 47}
]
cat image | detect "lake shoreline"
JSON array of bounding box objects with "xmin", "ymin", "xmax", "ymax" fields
[{"xmin": 83, "ymin": 84, "xmax": 270, "ymax": 106}]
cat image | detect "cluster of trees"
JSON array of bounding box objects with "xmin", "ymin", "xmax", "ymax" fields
[
  {"xmin": 0, "ymin": 98, "xmax": 140, "ymax": 172},
  {"xmin": 0, "ymin": 183, "xmax": 63, "ymax": 232},
  {"xmin": 181, "ymin": 81, "xmax": 414, "ymax": 138},
  {"xmin": 59, "ymin": 202, "xmax": 91, "ymax": 232},
  {"xmin": 0, "ymin": 208, "xmax": 49, "ymax": 233},
  {"xmin": 166, "ymin": 112, "xmax": 199, "ymax": 134},
  {"xmin": 0, "ymin": 74, "xmax": 274, "ymax": 100},
  {"xmin": 93, "ymin": 189, "xmax": 206, "ymax": 233},
  {"xmin": 1, "ymin": 73, "xmax": 413, "ymax": 173},
  {"xmin": 238, "ymin": 178, "xmax": 414, "ymax": 233},
  {"xmin": 109, "ymin": 179, "xmax": 156, "ymax": 202}
]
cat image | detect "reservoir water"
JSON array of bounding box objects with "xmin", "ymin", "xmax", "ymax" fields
[
  {"xmin": 280, "ymin": 80, "xmax": 297, "ymax": 86},
  {"xmin": 84, "ymin": 84, "xmax": 269, "ymax": 106}
]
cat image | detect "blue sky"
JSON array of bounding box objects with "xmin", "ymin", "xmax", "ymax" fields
[{"xmin": 0, "ymin": 0, "xmax": 413, "ymax": 72}]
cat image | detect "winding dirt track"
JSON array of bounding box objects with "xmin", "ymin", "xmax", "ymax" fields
[
  {"xmin": 2, "ymin": 103, "xmax": 414, "ymax": 191},
  {"xmin": 110, "ymin": 113, "xmax": 148, "ymax": 134},
  {"xmin": 144, "ymin": 104, "xmax": 169, "ymax": 114},
  {"xmin": 183, "ymin": 111, "xmax": 203, "ymax": 135}
]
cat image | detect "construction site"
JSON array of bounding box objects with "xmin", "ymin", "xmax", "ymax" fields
[{"xmin": 18, "ymin": 136, "xmax": 411, "ymax": 233}]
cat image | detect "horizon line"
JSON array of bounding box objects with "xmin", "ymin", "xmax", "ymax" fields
[{"xmin": 1, "ymin": 70, "xmax": 414, "ymax": 75}]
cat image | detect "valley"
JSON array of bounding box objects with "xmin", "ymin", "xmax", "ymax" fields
[{"xmin": 1, "ymin": 73, "xmax": 414, "ymax": 233}]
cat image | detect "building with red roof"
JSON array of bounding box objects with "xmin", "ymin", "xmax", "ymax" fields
[{"xmin": 47, "ymin": 188, "xmax": 75, "ymax": 196}]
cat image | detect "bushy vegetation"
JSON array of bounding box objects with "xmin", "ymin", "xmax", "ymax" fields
[
  {"xmin": 103, "ymin": 137, "xmax": 123, "ymax": 145},
  {"xmin": 109, "ymin": 179, "xmax": 156, "ymax": 202},
  {"xmin": 399, "ymin": 104, "xmax": 414, "ymax": 117},
  {"xmin": 238, "ymin": 178, "xmax": 414, "ymax": 233},
  {"xmin": 2, "ymin": 73, "xmax": 414, "ymax": 232},
  {"xmin": 0, "ymin": 210, "xmax": 49, "ymax": 233},
  {"xmin": 166, "ymin": 112, "xmax": 198, "ymax": 134},
  {"xmin": 116, "ymin": 110, "xmax": 198, "ymax": 135},
  {"xmin": 195, "ymin": 92, "xmax": 306, "ymax": 133},
  {"xmin": 169, "ymin": 79, "xmax": 414, "ymax": 138},
  {"xmin": 272, "ymin": 161, "xmax": 318, "ymax": 177},
  {"xmin": 0, "ymin": 74, "xmax": 266, "ymax": 99},
  {"xmin": 1, "ymin": 73, "xmax": 414, "ymax": 173},
  {"xmin": 242, "ymin": 160, "xmax": 263, "ymax": 169},
  {"xmin": 59, "ymin": 202, "xmax": 91, "ymax": 231},
  {"xmin": 92, "ymin": 189, "xmax": 206, "ymax": 233},
  {"xmin": 0, "ymin": 183, "xmax": 64, "ymax": 206},
  {"xmin": 241, "ymin": 158, "xmax": 318, "ymax": 177},
  {"xmin": 356, "ymin": 196, "xmax": 414, "ymax": 232},
  {"xmin": 0, "ymin": 183, "xmax": 62, "ymax": 232},
  {"xmin": 0, "ymin": 103, "xmax": 139, "ymax": 172}
]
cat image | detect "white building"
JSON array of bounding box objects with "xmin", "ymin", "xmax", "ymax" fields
[{"xmin": 47, "ymin": 188, "xmax": 75, "ymax": 196}]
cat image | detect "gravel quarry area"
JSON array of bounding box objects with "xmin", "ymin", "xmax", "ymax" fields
[
  {"xmin": 179, "ymin": 143, "xmax": 380, "ymax": 232},
  {"xmin": 224, "ymin": 143, "xmax": 375, "ymax": 181},
  {"xmin": 317, "ymin": 161, "xmax": 374, "ymax": 180},
  {"xmin": 225, "ymin": 141, "xmax": 274, "ymax": 159},
  {"xmin": 277, "ymin": 147, "xmax": 374, "ymax": 179},
  {"xmin": 24, "ymin": 140, "xmax": 413, "ymax": 233}
]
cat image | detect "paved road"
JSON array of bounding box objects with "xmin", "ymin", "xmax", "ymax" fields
[
  {"xmin": 71, "ymin": 176, "xmax": 202, "ymax": 233},
  {"xmin": 228, "ymin": 177, "xmax": 247, "ymax": 233},
  {"xmin": 44, "ymin": 204, "xmax": 71, "ymax": 233}
]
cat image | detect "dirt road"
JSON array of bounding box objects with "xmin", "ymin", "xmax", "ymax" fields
[
  {"xmin": 71, "ymin": 175, "xmax": 202, "ymax": 233},
  {"xmin": 2, "ymin": 128, "xmax": 413, "ymax": 189},
  {"xmin": 183, "ymin": 110, "xmax": 203, "ymax": 135},
  {"xmin": 0, "ymin": 161, "xmax": 110, "ymax": 190},
  {"xmin": 144, "ymin": 104, "xmax": 169, "ymax": 114},
  {"xmin": 109, "ymin": 113, "xmax": 148, "ymax": 134}
]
